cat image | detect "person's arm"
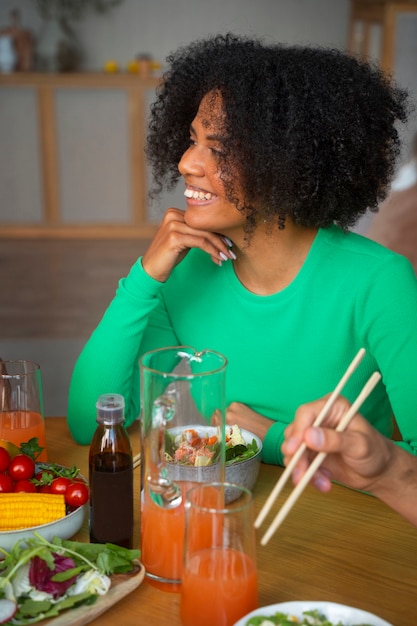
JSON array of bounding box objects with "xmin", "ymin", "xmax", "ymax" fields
[
  {"xmin": 67, "ymin": 258, "xmax": 177, "ymax": 445},
  {"xmin": 360, "ymin": 254, "xmax": 417, "ymax": 457},
  {"xmin": 67, "ymin": 209, "xmax": 235, "ymax": 445},
  {"xmin": 370, "ymin": 441, "xmax": 417, "ymax": 526},
  {"xmin": 282, "ymin": 396, "xmax": 417, "ymax": 527},
  {"xmin": 225, "ymin": 402, "xmax": 274, "ymax": 442}
]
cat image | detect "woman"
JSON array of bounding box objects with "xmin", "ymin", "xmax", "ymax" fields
[{"xmin": 67, "ymin": 34, "xmax": 417, "ymax": 467}]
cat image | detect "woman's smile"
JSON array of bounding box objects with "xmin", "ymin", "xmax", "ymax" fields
[{"xmin": 184, "ymin": 186, "xmax": 217, "ymax": 202}]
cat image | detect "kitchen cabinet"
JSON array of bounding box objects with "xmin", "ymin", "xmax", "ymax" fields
[
  {"xmin": 0, "ymin": 72, "xmax": 162, "ymax": 238},
  {"xmin": 348, "ymin": 0, "xmax": 417, "ymax": 161},
  {"xmin": 348, "ymin": 0, "xmax": 417, "ymax": 74}
]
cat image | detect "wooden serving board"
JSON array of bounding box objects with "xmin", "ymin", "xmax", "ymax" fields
[{"xmin": 38, "ymin": 562, "xmax": 145, "ymax": 626}]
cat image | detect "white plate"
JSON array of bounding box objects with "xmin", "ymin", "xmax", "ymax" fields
[{"xmin": 233, "ymin": 601, "xmax": 393, "ymax": 626}]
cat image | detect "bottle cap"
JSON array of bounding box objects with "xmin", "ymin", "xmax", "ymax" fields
[{"xmin": 96, "ymin": 393, "xmax": 125, "ymax": 424}]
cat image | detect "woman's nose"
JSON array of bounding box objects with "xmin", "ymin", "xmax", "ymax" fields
[{"xmin": 178, "ymin": 147, "xmax": 205, "ymax": 177}]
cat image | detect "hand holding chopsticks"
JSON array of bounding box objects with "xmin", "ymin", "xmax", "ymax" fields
[
  {"xmin": 255, "ymin": 348, "xmax": 382, "ymax": 546},
  {"xmin": 254, "ymin": 348, "xmax": 366, "ymax": 532}
]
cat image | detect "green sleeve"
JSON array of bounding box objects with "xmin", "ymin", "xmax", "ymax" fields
[
  {"xmin": 357, "ymin": 254, "xmax": 417, "ymax": 457},
  {"xmin": 263, "ymin": 253, "xmax": 417, "ymax": 466},
  {"xmin": 67, "ymin": 259, "xmax": 178, "ymax": 445},
  {"xmin": 262, "ymin": 421, "xmax": 286, "ymax": 465}
]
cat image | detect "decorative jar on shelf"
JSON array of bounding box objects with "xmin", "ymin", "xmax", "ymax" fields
[
  {"xmin": 0, "ymin": 34, "xmax": 16, "ymax": 73},
  {"xmin": 35, "ymin": 15, "xmax": 80, "ymax": 72},
  {"xmin": 34, "ymin": 0, "xmax": 124, "ymax": 73}
]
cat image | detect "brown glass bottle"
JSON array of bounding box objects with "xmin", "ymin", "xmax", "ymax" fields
[{"xmin": 89, "ymin": 393, "xmax": 133, "ymax": 548}]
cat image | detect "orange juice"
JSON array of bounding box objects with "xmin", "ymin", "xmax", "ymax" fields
[
  {"xmin": 0, "ymin": 410, "xmax": 47, "ymax": 461},
  {"xmin": 180, "ymin": 547, "xmax": 258, "ymax": 626},
  {"xmin": 141, "ymin": 481, "xmax": 220, "ymax": 585},
  {"xmin": 141, "ymin": 480, "xmax": 195, "ymax": 585}
]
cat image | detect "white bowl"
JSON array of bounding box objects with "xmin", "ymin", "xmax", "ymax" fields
[
  {"xmin": 0, "ymin": 462, "xmax": 88, "ymax": 553},
  {"xmin": 0, "ymin": 502, "xmax": 87, "ymax": 552},
  {"xmin": 233, "ymin": 600, "xmax": 393, "ymax": 626}
]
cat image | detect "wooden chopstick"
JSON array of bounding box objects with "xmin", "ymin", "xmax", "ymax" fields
[
  {"xmin": 255, "ymin": 347, "xmax": 366, "ymax": 531},
  {"xmin": 133, "ymin": 452, "xmax": 141, "ymax": 470},
  {"xmin": 259, "ymin": 370, "xmax": 382, "ymax": 546}
]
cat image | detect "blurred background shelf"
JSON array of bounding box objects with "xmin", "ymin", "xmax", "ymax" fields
[
  {"xmin": 1, "ymin": 0, "xmax": 416, "ymax": 418},
  {"xmin": 1, "ymin": 1, "xmax": 416, "ymax": 240},
  {"xmin": 0, "ymin": 72, "xmax": 161, "ymax": 239},
  {"xmin": 348, "ymin": 0, "xmax": 417, "ymax": 75}
]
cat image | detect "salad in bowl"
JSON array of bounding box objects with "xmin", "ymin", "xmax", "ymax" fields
[{"xmin": 165, "ymin": 424, "xmax": 262, "ymax": 492}]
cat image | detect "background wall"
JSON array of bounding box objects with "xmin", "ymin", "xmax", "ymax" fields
[
  {"xmin": 1, "ymin": 1, "xmax": 416, "ymax": 416},
  {"xmin": 0, "ymin": 0, "xmax": 351, "ymax": 72},
  {"xmin": 1, "ymin": 0, "xmax": 416, "ymax": 203},
  {"xmin": 0, "ymin": 0, "xmax": 355, "ymax": 229}
]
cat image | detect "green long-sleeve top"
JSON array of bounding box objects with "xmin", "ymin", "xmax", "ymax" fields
[{"xmin": 67, "ymin": 226, "xmax": 417, "ymax": 465}]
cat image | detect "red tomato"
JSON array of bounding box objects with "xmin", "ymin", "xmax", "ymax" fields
[
  {"xmin": 14, "ymin": 479, "xmax": 37, "ymax": 493},
  {"xmin": 34, "ymin": 469, "xmax": 54, "ymax": 491},
  {"xmin": 73, "ymin": 475, "xmax": 87, "ymax": 484},
  {"xmin": 65, "ymin": 481, "xmax": 89, "ymax": 508},
  {"xmin": 0, "ymin": 448, "xmax": 10, "ymax": 473},
  {"xmin": 34, "ymin": 469, "xmax": 54, "ymax": 482},
  {"xmin": 50, "ymin": 476, "xmax": 71, "ymax": 495},
  {"xmin": 39, "ymin": 484, "xmax": 52, "ymax": 494},
  {"xmin": 0, "ymin": 473, "xmax": 14, "ymax": 493},
  {"xmin": 8, "ymin": 454, "xmax": 35, "ymax": 481}
]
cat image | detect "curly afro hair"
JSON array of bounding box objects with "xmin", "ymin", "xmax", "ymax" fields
[{"xmin": 146, "ymin": 33, "xmax": 409, "ymax": 232}]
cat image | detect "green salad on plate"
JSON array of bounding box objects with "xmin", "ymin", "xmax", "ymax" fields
[{"xmin": 245, "ymin": 609, "xmax": 372, "ymax": 626}]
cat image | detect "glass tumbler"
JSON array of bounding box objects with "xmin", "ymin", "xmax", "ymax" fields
[
  {"xmin": 140, "ymin": 346, "xmax": 227, "ymax": 588},
  {"xmin": 0, "ymin": 359, "xmax": 47, "ymax": 461},
  {"xmin": 180, "ymin": 482, "xmax": 259, "ymax": 626}
]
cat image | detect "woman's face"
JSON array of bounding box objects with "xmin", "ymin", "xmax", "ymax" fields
[{"xmin": 178, "ymin": 91, "xmax": 246, "ymax": 235}]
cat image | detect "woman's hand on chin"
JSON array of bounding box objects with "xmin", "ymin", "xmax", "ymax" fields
[{"xmin": 142, "ymin": 208, "xmax": 235, "ymax": 282}]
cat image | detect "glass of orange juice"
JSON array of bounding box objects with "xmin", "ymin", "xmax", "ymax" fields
[
  {"xmin": 180, "ymin": 482, "xmax": 258, "ymax": 626},
  {"xmin": 140, "ymin": 346, "xmax": 227, "ymax": 589},
  {"xmin": 0, "ymin": 359, "xmax": 47, "ymax": 461}
]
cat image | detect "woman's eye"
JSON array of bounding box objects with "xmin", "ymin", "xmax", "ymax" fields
[
  {"xmin": 210, "ymin": 147, "xmax": 225, "ymax": 158},
  {"xmin": 186, "ymin": 137, "xmax": 225, "ymax": 158}
]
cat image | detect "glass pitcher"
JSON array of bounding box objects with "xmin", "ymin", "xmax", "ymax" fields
[
  {"xmin": 140, "ymin": 346, "xmax": 227, "ymax": 588},
  {"xmin": 0, "ymin": 360, "xmax": 47, "ymax": 461}
]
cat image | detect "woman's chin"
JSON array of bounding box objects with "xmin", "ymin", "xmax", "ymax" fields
[{"xmin": 183, "ymin": 208, "xmax": 214, "ymax": 231}]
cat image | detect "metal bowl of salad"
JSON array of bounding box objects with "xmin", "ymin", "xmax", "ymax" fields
[
  {"xmin": 164, "ymin": 424, "xmax": 262, "ymax": 498},
  {"xmin": 225, "ymin": 426, "xmax": 262, "ymax": 493}
]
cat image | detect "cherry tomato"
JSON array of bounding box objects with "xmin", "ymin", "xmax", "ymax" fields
[
  {"xmin": 73, "ymin": 475, "xmax": 87, "ymax": 484},
  {"xmin": 38, "ymin": 484, "xmax": 52, "ymax": 494},
  {"xmin": 65, "ymin": 481, "xmax": 89, "ymax": 508},
  {"xmin": 0, "ymin": 473, "xmax": 14, "ymax": 493},
  {"xmin": 34, "ymin": 469, "xmax": 54, "ymax": 488},
  {"xmin": 0, "ymin": 448, "xmax": 10, "ymax": 472},
  {"xmin": 50, "ymin": 476, "xmax": 71, "ymax": 495},
  {"xmin": 14, "ymin": 479, "xmax": 37, "ymax": 493},
  {"xmin": 8, "ymin": 454, "xmax": 35, "ymax": 481}
]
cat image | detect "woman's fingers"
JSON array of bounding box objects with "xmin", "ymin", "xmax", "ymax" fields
[
  {"xmin": 142, "ymin": 208, "xmax": 235, "ymax": 282},
  {"xmin": 283, "ymin": 395, "xmax": 396, "ymax": 495}
]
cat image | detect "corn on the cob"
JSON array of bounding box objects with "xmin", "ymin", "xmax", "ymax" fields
[{"xmin": 0, "ymin": 493, "xmax": 66, "ymax": 530}]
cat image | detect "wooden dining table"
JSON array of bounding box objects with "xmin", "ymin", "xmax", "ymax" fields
[{"xmin": 44, "ymin": 416, "xmax": 416, "ymax": 626}]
